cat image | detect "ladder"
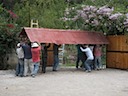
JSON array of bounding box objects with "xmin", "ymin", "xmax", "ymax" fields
[
  {"xmin": 59, "ymin": 44, "xmax": 65, "ymax": 65},
  {"xmin": 31, "ymin": 19, "xmax": 39, "ymax": 28}
]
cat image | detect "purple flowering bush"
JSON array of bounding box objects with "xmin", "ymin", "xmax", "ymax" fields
[{"xmin": 62, "ymin": 5, "xmax": 128, "ymax": 35}]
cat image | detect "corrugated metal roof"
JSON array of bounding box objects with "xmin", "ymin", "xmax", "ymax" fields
[{"xmin": 20, "ymin": 27, "xmax": 109, "ymax": 44}]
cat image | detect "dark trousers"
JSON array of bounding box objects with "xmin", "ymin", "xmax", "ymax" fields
[
  {"xmin": 76, "ymin": 54, "xmax": 86, "ymax": 68},
  {"xmin": 42, "ymin": 57, "xmax": 47, "ymax": 73}
]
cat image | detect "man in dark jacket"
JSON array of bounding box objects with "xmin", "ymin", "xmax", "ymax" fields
[
  {"xmin": 76, "ymin": 44, "xmax": 87, "ymax": 69},
  {"xmin": 53, "ymin": 44, "xmax": 61, "ymax": 71},
  {"xmin": 41, "ymin": 43, "xmax": 50, "ymax": 73}
]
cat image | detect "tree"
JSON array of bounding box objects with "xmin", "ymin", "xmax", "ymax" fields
[
  {"xmin": 0, "ymin": 5, "xmax": 20, "ymax": 69},
  {"xmin": 14, "ymin": 0, "xmax": 67, "ymax": 29},
  {"xmin": 61, "ymin": 1, "xmax": 128, "ymax": 35}
]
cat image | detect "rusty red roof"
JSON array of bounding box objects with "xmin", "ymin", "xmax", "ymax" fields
[{"xmin": 20, "ymin": 27, "xmax": 109, "ymax": 44}]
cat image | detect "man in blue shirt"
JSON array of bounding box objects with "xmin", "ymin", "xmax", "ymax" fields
[{"xmin": 22, "ymin": 41, "xmax": 32, "ymax": 76}]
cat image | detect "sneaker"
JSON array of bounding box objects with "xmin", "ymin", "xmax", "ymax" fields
[
  {"xmin": 19, "ymin": 75, "xmax": 23, "ymax": 77},
  {"xmin": 31, "ymin": 74, "xmax": 35, "ymax": 78},
  {"xmin": 15, "ymin": 74, "xmax": 18, "ymax": 77},
  {"xmin": 80, "ymin": 66, "xmax": 83, "ymax": 69},
  {"xmin": 23, "ymin": 75, "xmax": 28, "ymax": 77},
  {"xmin": 85, "ymin": 70, "xmax": 91, "ymax": 73},
  {"xmin": 95, "ymin": 68, "xmax": 99, "ymax": 71},
  {"xmin": 53, "ymin": 69, "xmax": 57, "ymax": 72}
]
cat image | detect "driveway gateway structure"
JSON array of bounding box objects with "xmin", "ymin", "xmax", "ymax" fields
[{"xmin": 19, "ymin": 27, "xmax": 109, "ymax": 66}]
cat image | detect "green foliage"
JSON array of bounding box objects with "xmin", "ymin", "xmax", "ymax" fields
[
  {"xmin": 14, "ymin": 0, "xmax": 67, "ymax": 29},
  {"xmin": 1, "ymin": 0, "xmax": 128, "ymax": 29},
  {"xmin": 63, "ymin": 45, "xmax": 77, "ymax": 65},
  {"xmin": 0, "ymin": 5, "xmax": 20, "ymax": 69},
  {"xmin": 0, "ymin": 0, "xmax": 128, "ymax": 68},
  {"xmin": 7, "ymin": 0, "xmax": 128, "ymax": 29},
  {"xmin": 77, "ymin": 0, "xmax": 128, "ymax": 14},
  {"xmin": 62, "ymin": 0, "xmax": 128, "ymax": 34}
]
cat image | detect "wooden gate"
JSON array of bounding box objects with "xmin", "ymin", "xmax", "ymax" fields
[
  {"xmin": 46, "ymin": 44, "xmax": 54, "ymax": 66},
  {"xmin": 106, "ymin": 35, "xmax": 128, "ymax": 69}
]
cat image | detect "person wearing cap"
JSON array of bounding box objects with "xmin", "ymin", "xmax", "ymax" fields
[
  {"xmin": 31, "ymin": 42, "xmax": 41, "ymax": 77},
  {"xmin": 15, "ymin": 43, "xmax": 24, "ymax": 77},
  {"xmin": 80, "ymin": 44, "xmax": 94, "ymax": 72}
]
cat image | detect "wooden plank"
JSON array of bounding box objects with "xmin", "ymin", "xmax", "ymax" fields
[
  {"xmin": 106, "ymin": 52, "xmax": 116, "ymax": 68},
  {"xmin": 47, "ymin": 51, "xmax": 54, "ymax": 66},
  {"xmin": 106, "ymin": 52, "xmax": 128, "ymax": 69},
  {"xmin": 107, "ymin": 35, "xmax": 128, "ymax": 51}
]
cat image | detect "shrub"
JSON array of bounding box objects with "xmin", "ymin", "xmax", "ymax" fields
[
  {"xmin": 0, "ymin": 5, "xmax": 20, "ymax": 69},
  {"xmin": 61, "ymin": 5, "xmax": 128, "ymax": 35}
]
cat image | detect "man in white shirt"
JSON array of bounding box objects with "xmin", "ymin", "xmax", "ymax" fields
[
  {"xmin": 15, "ymin": 43, "xmax": 24, "ymax": 77},
  {"xmin": 80, "ymin": 44, "xmax": 94, "ymax": 72}
]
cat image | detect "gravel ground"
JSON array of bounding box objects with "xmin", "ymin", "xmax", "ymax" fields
[{"xmin": 0, "ymin": 67, "xmax": 128, "ymax": 96}]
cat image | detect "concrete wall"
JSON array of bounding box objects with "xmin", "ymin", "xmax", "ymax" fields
[{"xmin": 7, "ymin": 50, "xmax": 18, "ymax": 69}]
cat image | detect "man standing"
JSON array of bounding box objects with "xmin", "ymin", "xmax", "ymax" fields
[
  {"xmin": 22, "ymin": 40, "xmax": 32, "ymax": 77},
  {"xmin": 31, "ymin": 42, "xmax": 41, "ymax": 77},
  {"xmin": 93, "ymin": 44, "xmax": 102, "ymax": 70},
  {"xmin": 53, "ymin": 44, "xmax": 61, "ymax": 71},
  {"xmin": 41, "ymin": 43, "xmax": 50, "ymax": 73},
  {"xmin": 15, "ymin": 43, "xmax": 24, "ymax": 77}
]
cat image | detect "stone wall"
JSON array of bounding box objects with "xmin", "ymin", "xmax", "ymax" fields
[{"xmin": 7, "ymin": 50, "xmax": 18, "ymax": 69}]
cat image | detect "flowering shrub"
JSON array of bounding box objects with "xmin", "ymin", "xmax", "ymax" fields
[
  {"xmin": 8, "ymin": 10, "xmax": 18, "ymax": 19},
  {"xmin": 62, "ymin": 5, "xmax": 128, "ymax": 35},
  {"xmin": 0, "ymin": 6, "xmax": 19, "ymax": 69}
]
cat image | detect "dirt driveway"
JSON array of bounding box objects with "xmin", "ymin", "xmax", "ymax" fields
[{"xmin": 0, "ymin": 67, "xmax": 128, "ymax": 96}]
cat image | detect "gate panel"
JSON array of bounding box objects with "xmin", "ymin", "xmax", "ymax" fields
[{"xmin": 107, "ymin": 35, "xmax": 128, "ymax": 69}]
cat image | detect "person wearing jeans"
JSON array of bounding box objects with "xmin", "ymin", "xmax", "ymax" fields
[
  {"xmin": 31, "ymin": 42, "xmax": 41, "ymax": 77},
  {"xmin": 31, "ymin": 62, "xmax": 40, "ymax": 76},
  {"xmin": 15, "ymin": 43, "xmax": 24, "ymax": 77},
  {"xmin": 22, "ymin": 41, "xmax": 33, "ymax": 77},
  {"xmin": 53, "ymin": 44, "xmax": 61, "ymax": 71},
  {"xmin": 80, "ymin": 44, "xmax": 94, "ymax": 72},
  {"xmin": 93, "ymin": 44, "xmax": 102, "ymax": 70}
]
